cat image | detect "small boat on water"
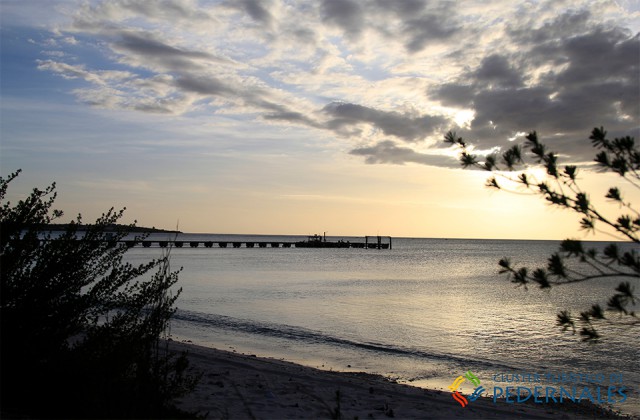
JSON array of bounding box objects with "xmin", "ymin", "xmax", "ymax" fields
[{"xmin": 295, "ymin": 233, "xmax": 351, "ymax": 248}]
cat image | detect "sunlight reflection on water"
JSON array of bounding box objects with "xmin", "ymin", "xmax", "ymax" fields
[{"xmin": 125, "ymin": 235, "xmax": 639, "ymax": 414}]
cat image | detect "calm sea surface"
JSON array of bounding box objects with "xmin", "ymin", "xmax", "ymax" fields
[{"xmin": 125, "ymin": 234, "xmax": 639, "ymax": 414}]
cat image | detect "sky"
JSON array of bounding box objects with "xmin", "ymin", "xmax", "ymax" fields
[{"xmin": 1, "ymin": 0, "xmax": 639, "ymax": 239}]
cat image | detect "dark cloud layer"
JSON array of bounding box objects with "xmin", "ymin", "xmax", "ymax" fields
[
  {"xmin": 111, "ymin": 31, "xmax": 230, "ymax": 72},
  {"xmin": 323, "ymin": 102, "xmax": 446, "ymax": 142},
  {"xmin": 239, "ymin": 0, "xmax": 273, "ymax": 24},
  {"xmin": 321, "ymin": 0, "xmax": 461, "ymax": 51},
  {"xmin": 174, "ymin": 74, "xmax": 231, "ymax": 96},
  {"xmin": 473, "ymin": 55, "xmax": 524, "ymax": 89},
  {"xmin": 321, "ymin": 0, "xmax": 364, "ymax": 39},
  {"xmin": 399, "ymin": 3, "xmax": 460, "ymax": 52},
  {"xmin": 350, "ymin": 140, "xmax": 452, "ymax": 166},
  {"xmin": 429, "ymin": 13, "xmax": 639, "ymax": 163}
]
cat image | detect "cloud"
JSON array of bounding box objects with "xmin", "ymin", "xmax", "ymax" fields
[
  {"xmin": 114, "ymin": 31, "xmax": 211, "ymax": 61},
  {"xmin": 473, "ymin": 54, "xmax": 524, "ymax": 89},
  {"xmin": 71, "ymin": 0, "xmax": 213, "ymax": 29},
  {"xmin": 395, "ymin": 2, "xmax": 461, "ymax": 52},
  {"xmin": 321, "ymin": 0, "xmax": 364, "ymax": 39},
  {"xmin": 110, "ymin": 31, "xmax": 229, "ymax": 72},
  {"xmin": 323, "ymin": 102, "xmax": 447, "ymax": 142},
  {"xmin": 507, "ymin": 8, "xmax": 592, "ymax": 46},
  {"xmin": 320, "ymin": 0, "xmax": 462, "ymax": 52},
  {"xmin": 36, "ymin": 60, "xmax": 134, "ymax": 85},
  {"xmin": 349, "ymin": 140, "xmax": 452, "ymax": 166},
  {"xmin": 262, "ymin": 110, "xmax": 322, "ymax": 129},
  {"xmin": 236, "ymin": 0, "xmax": 274, "ymax": 26},
  {"xmin": 173, "ymin": 74, "xmax": 231, "ymax": 96}
]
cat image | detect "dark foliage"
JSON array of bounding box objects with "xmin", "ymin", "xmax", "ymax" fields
[
  {"xmin": 0, "ymin": 170, "xmax": 199, "ymax": 418},
  {"xmin": 445, "ymin": 128, "xmax": 639, "ymax": 341}
]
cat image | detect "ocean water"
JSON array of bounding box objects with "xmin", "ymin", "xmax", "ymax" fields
[{"xmin": 125, "ymin": 234, "xmax": 639, "ymax": 414}]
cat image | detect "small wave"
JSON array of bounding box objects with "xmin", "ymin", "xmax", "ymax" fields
[{"xmin": 173, "ymin": 309, "xmax": 517, "ymax": 372}]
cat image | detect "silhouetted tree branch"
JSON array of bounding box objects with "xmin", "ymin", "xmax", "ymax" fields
[{"xmin": 445, "ymin": 128, "xmax": 639, "ymax": 341}]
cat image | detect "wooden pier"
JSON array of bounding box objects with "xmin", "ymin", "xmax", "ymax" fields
[{"xmin": 122, "ymin": 235, "xmax": 392, "ymax": 250}]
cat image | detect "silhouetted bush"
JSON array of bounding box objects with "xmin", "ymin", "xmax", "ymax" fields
[
  {"xmin": 445, "ymin": 128, "xmax": 638, "ymax": 341},
  {"xmin": 0, "ymin": 170, "xmax": 199, "ymax": 418}
]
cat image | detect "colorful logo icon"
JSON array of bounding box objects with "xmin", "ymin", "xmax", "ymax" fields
[{"xmin": 448, "ymin": 370, "xmax": 486, "ymax": 407}]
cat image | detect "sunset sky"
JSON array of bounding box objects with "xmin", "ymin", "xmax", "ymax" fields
[{"xmin": 1, "ymin": 0, "xmax": 639, "ymax": 239}]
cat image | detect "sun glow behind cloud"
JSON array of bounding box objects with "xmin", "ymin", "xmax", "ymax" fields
[{"xmin": 1, "ymin": 0, "xmax": 638, "ymax": 239}]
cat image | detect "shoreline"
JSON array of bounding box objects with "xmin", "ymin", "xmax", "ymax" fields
[{"xmin": 170, "ymin": 340, "xmax": 631, "ymax": 419}]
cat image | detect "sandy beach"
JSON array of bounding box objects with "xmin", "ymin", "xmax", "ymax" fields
[{"xmin": 171, "ymin": 341, "xmax": 629, "ymax": 420}]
